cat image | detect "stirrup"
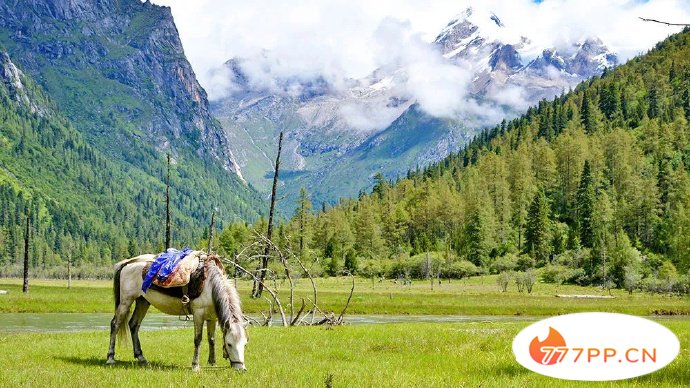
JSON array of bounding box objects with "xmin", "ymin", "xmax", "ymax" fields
[{"xmin": 181, "ymin": 295, "xmax": 190, "ymax": 304}]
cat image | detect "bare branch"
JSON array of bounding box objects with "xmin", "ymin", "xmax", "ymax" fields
[
  {"xmin": 336, "ymin": 271, "xmax": 355, "ymax": 324},
  {"xmin": 222, "ymin": 257, "xmax": 287, "ymax": 326},
  {"xmin": 242, "ymin": 314, "xmax": 263, "ymax": 327},
  {"xmin": 639, "ymin": 17, "xmax": 690, "ymax": 26},
  {"xmin": 290, "ymin": 298, "xmax": 307, "ymax": 326}
]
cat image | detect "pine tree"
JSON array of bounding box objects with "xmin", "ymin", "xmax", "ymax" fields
[
  {"xmin": 525, "ymin": 188, "xmax": 551, "ymax": 265},
  {"xmin": 466, "ymin": 206, "xmax": 489, "ymax": 267},
  {"xmin": 581, "ymin": 93, "xmax": 595, "ymax": 133},
  {"xmin": 372, "ymin": 172, "xmax": 389, "ymax": 200},
  {"xmin": 600, "ymin": 83, "xmax": 621, "ymax": 120},
  {"xmin": 576, "ymin": 160, "xmax": 595, "ymax": 247}
]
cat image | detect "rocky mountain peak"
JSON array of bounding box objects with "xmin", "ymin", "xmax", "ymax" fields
[{"xmin": 489, "ymin": 44, "xmax": 522, "ymax": 71}]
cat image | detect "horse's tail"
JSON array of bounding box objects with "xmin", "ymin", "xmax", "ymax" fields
[
  {"xmin": 113, "ymin": 261, "xmax": 127, "ymax": 310},
  {"xmin": 113, "ymin": 261, "xmax": 132, "ymax": 347}
]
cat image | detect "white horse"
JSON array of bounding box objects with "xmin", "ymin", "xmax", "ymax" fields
[{"xmin": 106, "ymin": 254, "xmax": 248, "ymax": 371}]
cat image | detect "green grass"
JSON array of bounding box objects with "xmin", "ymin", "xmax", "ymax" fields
[
  {"xmin": 1, "ymin": 276, "xmax": 689, "ymax": 316},
  {"xmin": 0, "ymin": 321, "xmax": 689, "ymax": 387}
]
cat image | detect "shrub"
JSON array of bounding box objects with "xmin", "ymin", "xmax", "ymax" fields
[
  {"xmin": 515, "ymin": 272, "xmax": 525, "ymax": 293},
  {"xmin": 497, "ymin": 271, "xmax": 512, "ymax": 292},
  {"xmin": 524, "ymin": 269, "xmax": 537, "ymax": 293},
  {"xmin": 516, "ymin": 255, "xmax": 536, "ymax": 271},
  {"xmin": 623, "ymin": 264, "xmax": 642, "ymax": 295},
  {"xmin": 491, "ymin": 254, "xmax": 518, "ymax": 274},
  {"xmin": 444, "ymin": 260, "xmax": 481, "ymax": 279},
  {"xmin": 540, "ymin": 264, "xmax": 585, "ymax": 285}
]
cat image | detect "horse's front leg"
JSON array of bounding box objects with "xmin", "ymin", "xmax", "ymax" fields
[
  {"xmin": 207, "ymin": 320, "xmax": 217, "ymax": 366},
  {"xmin": 129, "ymin": 297, "xmax": 150, "ymax": 365},
  {"xmin": 191, "ymin": 316, "xmax": 204, "ymax": 372}
]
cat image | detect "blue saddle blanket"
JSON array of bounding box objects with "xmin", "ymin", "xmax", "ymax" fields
[{"xmin": 142, "ymin": 247, "xmax": 194, "ymax": 292}]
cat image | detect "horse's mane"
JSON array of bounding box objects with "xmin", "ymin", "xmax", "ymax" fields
[{"xmin": 207, "ymin": 263, "xmax": 243, "ymax": 329}]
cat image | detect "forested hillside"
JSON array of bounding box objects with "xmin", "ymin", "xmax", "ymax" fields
[
  {"xmin": 214, "ymin": 28, "xmax": 690, "ymax": 291},
  {"xmin": 0, "ymin": 52, "xmax": 260, "ymax": 277}
]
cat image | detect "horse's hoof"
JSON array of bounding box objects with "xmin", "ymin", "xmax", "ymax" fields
[
  {"xmin": 106, "ymin": 359, "xmax": 116, "ymax": 365},
  {"xmin": 137, "ymin": 358, "xmax": 148, "ymax": 366},
  {"xmin": 192, "ymin": 364, "xmax": 200, "ymax": 372}
]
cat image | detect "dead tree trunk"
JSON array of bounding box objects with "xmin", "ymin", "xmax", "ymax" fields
[
  {"xmin": 22, "ymin": 207, "xmax": 30, "ymax": 293},
  {"xmin": 427, "ymin": 252, "xmax": 433, "ymax": 291},
  {"xmin": 165, "ymin": 153, "xmax": 171, "ymax": 250},
  {"xmin": 67, "ymin": 254, "xmax": 72, "ymax": 289},
  {"xmin": 254, "ymin": 132, "xmax": 283, "ymax": 298},
  {"xmin": 208, "ymin": 210, "xmax": 216, "ymax": 253}
]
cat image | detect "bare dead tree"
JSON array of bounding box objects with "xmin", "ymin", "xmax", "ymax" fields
[
  {"xmin": 165, "ymin": 153, "xmax": 171, "ymax": 250},
  {"xmin": 207, "ymin": 210, "xmax": 216, "ymax": 253},
  {"xmin": 67, "ymin": 249, "xmax": 72, "ymax": 289},
  {"xmin": 227, "ymin": 231, "xmax": 353, "ymax": 327},
  {"xmin": 22, "ymin": 207, "xmax": 30, "ymax": 294},
  {"xmin": 253, "ymin": 131, "xmax": 283, "ymax": 298},
  {"xmin": 639, "ymin": 17, "xmax": 690, "ymax": 27}
]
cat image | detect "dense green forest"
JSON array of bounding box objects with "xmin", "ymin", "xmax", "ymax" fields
[
  {"xmin": 213, "ymin": 28, "xmax": 690, "ymax": 293},
  {"xmin": 0, "ymin": 52, "xmax": 262, "ymax": 278}
]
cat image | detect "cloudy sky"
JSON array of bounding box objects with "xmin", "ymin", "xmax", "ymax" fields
[{"xmin": 152, "ymin": 0, "xmax": 690, "ymax": 100}]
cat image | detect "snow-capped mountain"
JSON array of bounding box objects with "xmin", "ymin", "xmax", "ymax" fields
[
  {"xmin": 435, "ymin": 7, "xmax": 617, "ymax": 104},
  {"xmin": 212, "ymin": 7, "xmax": 618, "ymax": 211}
]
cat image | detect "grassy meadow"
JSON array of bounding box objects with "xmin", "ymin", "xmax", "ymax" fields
[
  {"xmin": 1, "ymin": 276, "xmax": 690, "ymax": 387},
  {"xmin": 1, "ymin": 321, "xmax": 690, "ymax": 387},
  {"xmin": 1, "ymin": 276, "xmax": 690, "ymax": 316}
]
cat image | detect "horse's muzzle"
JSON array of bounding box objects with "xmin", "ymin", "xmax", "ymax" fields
[{"xmin": 231, "ymin": 361, "xmax": 246, "ymax": 372}]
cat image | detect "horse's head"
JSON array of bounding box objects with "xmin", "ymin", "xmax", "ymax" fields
[{"xmin": 222, "ymin": 320, "xmax": 248, "ymax": 371}]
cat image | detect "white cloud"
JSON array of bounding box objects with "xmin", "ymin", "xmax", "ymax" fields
[{"xmin": 152, "ymin": 0, "xmax": 690, "ymax": 125}]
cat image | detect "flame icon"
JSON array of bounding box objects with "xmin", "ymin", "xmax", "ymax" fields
[{"xmin": 529, "ymin": 327, "xmax": 567, "ymax": 365}]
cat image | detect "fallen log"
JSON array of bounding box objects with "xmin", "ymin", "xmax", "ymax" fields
[{"xmin": 555, "ymin": 294, "xmax": 615, "ymax": 299}]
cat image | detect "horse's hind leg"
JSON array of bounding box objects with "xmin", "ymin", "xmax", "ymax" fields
[
  {"xmin": 207, "ymin": 320, "xmax": 217, "ymax": 366},
  {"xmin": 106, "ymin": 298, "xmax": 134, "ymax": 365},
  {"xmin": 129, "ymin": 297, "xmax": 150, "ymax": 364}
]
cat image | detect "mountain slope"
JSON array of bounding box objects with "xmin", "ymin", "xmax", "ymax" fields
[
  {"xmin": 0, "ymin": 50, "xmax": 263, "ymax": 273},
  {"xmin": 0, "ymin": 0, "xmax": 244, "ymax": 175},
  {"xmin": 0, "ymin": 0, "xmax": 267, "ymax": 272},
  {"xmin": 274, "ymin": 27, "xmax": 690, "ymax": 286},
  {"xmin": 214, "ymin": 7, "xmax": 617, "ymax": 211}
]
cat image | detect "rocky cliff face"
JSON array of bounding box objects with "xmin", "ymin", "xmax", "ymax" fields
[
  {"xmin": 0, "ymin": 0, "xmax": 241, "ymax": 176},
  {"xmin": 0, "ymin": 51, "xmax": 36, "ymax": 112}
]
